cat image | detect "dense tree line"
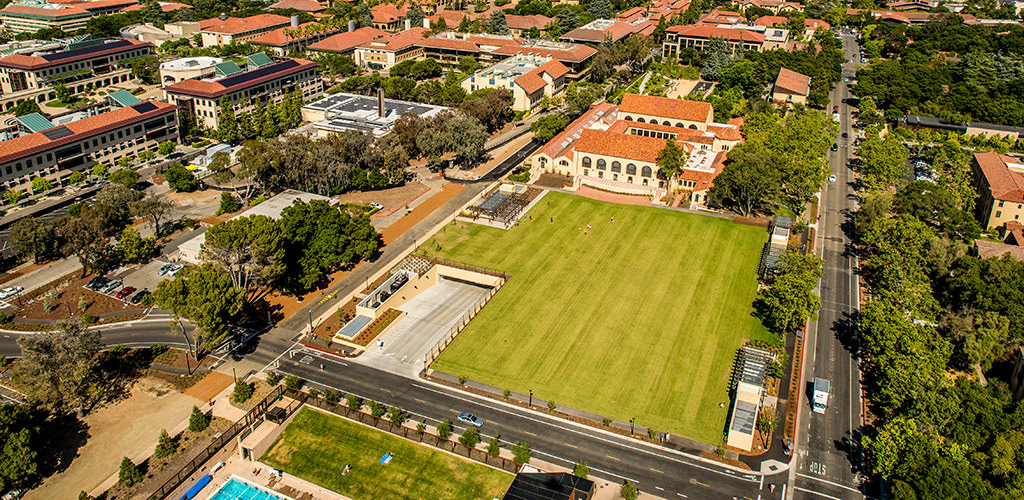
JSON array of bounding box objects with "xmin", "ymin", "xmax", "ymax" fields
[
  {"xmin": 216, "ymin": 90, "xmax": 304, "ymax": 143},
  {"xmin": 852, "ymin": 122, "xmax": 1024, "ymax": 497},
  {"xmin": 853, "ymin": 18, "xmax": 1024, "ymax": 126},
  {"xmin": 708, "ymin": 108, "xmax": 836, "ymax": 215}
]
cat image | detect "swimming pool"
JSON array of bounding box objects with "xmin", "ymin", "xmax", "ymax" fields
[{"xmin": 207, "ymin": 477, "xmax": 290, "ymax": 500}]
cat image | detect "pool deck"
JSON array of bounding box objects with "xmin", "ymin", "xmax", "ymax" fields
[{"xmin": 204, "ymin": 455, "xmax": 355, "ymax": 500}]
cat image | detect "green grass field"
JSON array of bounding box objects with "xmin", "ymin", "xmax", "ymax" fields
[
  {"xmin": 261, "ymin": 408, "xmax": 513, "ymax": 499},
  {"xmin": 422, "ymin": 192, "xmax": 773, "ymax": 444}
]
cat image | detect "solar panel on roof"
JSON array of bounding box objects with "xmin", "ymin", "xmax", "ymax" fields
[
  {"xmin": 42, "ymin": 126, "xmax": 73, "ymax": 140},
  {"xmin": 217, "ymin": 60, "xmax": 300, "ymax": 88},
  {"xmin": 131, "ymin": 102, "xmax": 157, "ymax": 113},
  {"xmin": 40, "ymin": 39, "xmax": 132, "ymax": 61},
  {"xmin": 17, "ymin": 113, "xmax": 55, "ymax": 133}
]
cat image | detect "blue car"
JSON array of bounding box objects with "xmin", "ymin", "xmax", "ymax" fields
[{"xmin": 457, "ymin": 412, "xmax": 483, "ymax": 427}]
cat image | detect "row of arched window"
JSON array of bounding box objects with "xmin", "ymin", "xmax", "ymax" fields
[
  {"xmin": 582, "ymin": 157, "xmax": 653, "ymax": 178},
  {"xmin": 623, "ymin": 115, "xmax": 699, "ymax": 130}
]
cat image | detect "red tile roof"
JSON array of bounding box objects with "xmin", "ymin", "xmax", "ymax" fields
[
  {"xmin": 561, "ymin": 21, "xmax": 635, "ymax": 43},
  {"xmin": 371, "ymin": 3, "xmax": 407, "ymax": 23},
  {"xmin": 490, "ymin": 43, "xmax": 597, "ymax": 63},
  {"xmin": 975, "ymin": 239, "xmax": 1024, "ymax": 260},
  {"xmin": 417, "ymin": 36, "xmax": 482, "ymax": 52},
  {"xmin": 513, "ymin": 59, "xmax": 568, "ymax": 93},
  {"xmin": 200, "ymin": 14, "xmax": 290, "ymax": 35},
  {"xmin": 357, "ymin": 27, "xmax": 428, "ymax": 51},
  {"xmin": 163, "ymin": 58, "xmax": 319, "ymax": 98},
  {"xmin": 505, "ymin": 14, "xmax": 553, "ymax": 30},
  {"xmin": 61, "ymin": 0, "xmax": 138, "ymax": 12},
  {"xmin": 609, "ymin": 120, "xmax": 716, "ymax": 144},
  {"xmin": 308, "ymin": 26, "xmax": 387, "ymax": 53},
  {"xmin": 708, "ymin": 123, "xmax": 742, "ymax": 141},
  {"xmin": 616, "ymin": 6, "xmax": 645, "ymax": 22},
  {"xmin": 251, "ymin": 21, "xmax": 337, "ymax": 46},
  {"xmin": 269, "ymin": 0, "xmax": 326, "ymax": 11},
  {"xmin": 1004, "ymin": 220, "xmax": 1024, "ymax": 245},
  {"xmin": 975, "ymin": 151, "xmax": 1024, "ymax": 203},
  {"xmin": 667, "ymin": 24, "xmax": 767, "ymax": 43},
  {"xmin": 0, "ymin": 3, "xmax": 89, "ymax": 17},
  {"xmin": 0, "ymin": 100, "xmax": 177, "ymax": 165},
  {"xmin": 678, "ymin": 150, "xmax": 727, "ymax": 190},
  {"xmin": 774, "ymin": 67, "xmax": 810, "ymax": 96},
  {"xmin": 575, "ymin": 128, "xmax": 668, "ymax": 163},
  {"xmin": 753, "ymin": 15, "xmax": 788, "ymax": 26},
  {"xmin": 0, "ymin": 39, "xmax": 153, "ymax": 70},
  {"xmin": 536, "ymin": 102, "xmax": 617, "ymax": 161},
  {"xmin": 619, "ymin": 93, "xmax": 713, "ymax": 123},
  {"xmin": 428, "ymin": 9, "xmax": 474, "ymax": 27}
]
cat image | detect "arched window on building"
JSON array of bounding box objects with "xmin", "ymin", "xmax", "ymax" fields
[
  {"xmin": 641, "ymin": 166, "xmax": 652, "ymax": 178},
  {"xmin": 626, "ymin": 164, "xmax": 636, "ymax": 175},
  {"xmin": 582, "ymin": 157, "xmax": 591, "ymax": 169},
  {"xmin": 597, "ymin": 159, "xmax": 606, "ymax": 170},
  {"xmin": 611, "ymin": 161, "xmax": 621, "ymax": 173}
]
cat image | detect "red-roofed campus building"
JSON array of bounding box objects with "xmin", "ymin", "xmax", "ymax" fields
[
  {"xmin": 459, "ymin": 54, "xmax": 568, "ymax": 111},
  {"xmin": 0, "ymin": 38, "xmax": 154, "ymax": 111},
  {"xmin": 250, "ymin": 21, "xmax": 341, "ymax": 56},
  {"xmin": 531, "ymin": 93, "xmax": 742, "ymax": 208},
  {"xmin": 353, "ymin": 27, "xmax": 429, "ymax": 70},
  {"xmin": 771, "ymin": 67, "xmax": 810, "ymax": 105},
  {"xmin": 0, "ymin": 100, "xmax": 178, "ymax": 191},
  {"xmin": 163, "ymin": 56, "xmax": 322, "ymax": 130},
  {"xmin": 972, "ymin": 151, "xmax": 1024, "ymax": 229},
  {"xmin": 199, "ymin": 14, "xmax": 291, "ymax": 47},
  {"xmin": 308, "ymin": 26, "xmax": 388, "ymax": 56}
]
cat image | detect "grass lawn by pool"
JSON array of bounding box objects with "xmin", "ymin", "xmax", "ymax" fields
[
  {"xmin": 420, "ymin": 192, "xmax": 774, "ymax": 445},
  {"xmin": 260, "ymin": 408, "xmax": 513, "ymax": 500}
]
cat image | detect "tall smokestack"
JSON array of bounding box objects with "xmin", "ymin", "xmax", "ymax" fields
[
  {"xmin": 377, "ymin": 88, "xmax": 385, "ymax": 118},
  {"xmin": 348, "ymin": 19, "xmax": 356, "ymax": 32},
  {"xmin": 290, "ymin": 15, "xmax": 299, "ymax": 28}
]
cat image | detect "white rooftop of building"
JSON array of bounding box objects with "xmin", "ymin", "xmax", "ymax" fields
[
  {"xmin": 476, "ymin": 53, "xmax": 550, "ymax": 79},
  {"xmin": 683, "ymin": 148, "xmax": 717, "ymax": 173},
  {"xmin": 160, "ymin": 56, "xmax": 223, "ymax": 71},
  {"xmin": 578, "ymin": 18, "xmax": 619, "ymax": 30},
  {"xmin": 307, "ymin": 92, "xmax": 448, "ymax": 137}
]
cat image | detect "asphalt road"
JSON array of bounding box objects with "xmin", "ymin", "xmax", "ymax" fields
[
  {"xmin": 790, "ymin": 32, "xmax": 865, "ymax": 500},
  {"xmin": 272, "ymin": 351, "xmax": 784, "ymax": 499},
  {"xmin": 0, "ymin": 315, "xmax": 190, "ymax": 357}
]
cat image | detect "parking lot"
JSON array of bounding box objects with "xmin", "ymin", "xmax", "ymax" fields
[{"xmin": 88, "ymin": 259, "xmax": 186, "ymax": 305}]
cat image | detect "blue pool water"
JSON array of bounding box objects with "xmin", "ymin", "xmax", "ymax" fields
[{"xmin": 207, "ymin": 478, "xmax": 289, "ymax": 500}]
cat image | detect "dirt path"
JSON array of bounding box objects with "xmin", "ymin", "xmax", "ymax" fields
[
  {"xmin": 183, "ymin": 371, "xmax": 234, "ymax": 403},
  {"xmin": 380, "ymin": 183, "xmax": 465, "ymax": 244},
  {"xmin": 24, "ymin": 377, "xmax": 198, "ymax": 500}
]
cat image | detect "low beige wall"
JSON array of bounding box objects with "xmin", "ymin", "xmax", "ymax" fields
[
  {"xmin": 436, "ymin": 265, "xmax": 503, "ymax": 288},
  {"xmin": 357, "ymin": 267, "xmax": 439, "ymax": 319}
]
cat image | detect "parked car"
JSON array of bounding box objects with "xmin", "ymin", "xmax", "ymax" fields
[
  {"xmin": 829, "ymin": 174, "xmax": 837, "ymax": 183},
  {"xmin": 158, "ymin": 264, "xmax": 173, "ymax": 276},
  {"xmin": 99, "ymin": 280, "xmax": 122, "ymax": 294},
  {"xmin": 369, "ymin": 202, "xmax": 383, "ymax": 210},
  {"xmin": 457, "ymin": 412, "xmax": 484, "ymax": 427},
  {"xmin": 167, "ymin": 264, "xmax": 185, "ymax": 277},
  {"xmin": 129, "ymin": 289, "xmax": 149, "ymax": 305},
  {"xmin": 116, "ymin": 286, "xmax": 136, "ymax": 300},
  {"xmin": 0, "ymin": 286, "xmax": 23, "ymax": 299},
  {"xmin": 831, "ymin": 143, "xmax": 838, "ymax": 151},
  {"xmin": 841, "ymin": 132, "xmax": 848, "ymax": 138},
  {"xmin": 85, "ymin": 277, "xmax": 109, "ymax": 291}
]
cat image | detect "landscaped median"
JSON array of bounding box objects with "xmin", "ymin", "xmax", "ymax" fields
[{"xmin": 261, "ymin": 407, "xmax": 514, "ymax": 500}]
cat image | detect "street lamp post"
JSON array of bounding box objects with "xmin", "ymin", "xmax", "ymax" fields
[
  {"xmin": 630, "ymin": 418, "xmax": 635, "ymax": 436},
  {"xmin": 529, "ymin": 390, "xmax": 533, "ymax": 407}
]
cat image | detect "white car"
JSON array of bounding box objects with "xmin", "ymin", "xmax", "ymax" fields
[
  {"xmin": 0, "ymin": 286, "xmax": 23, "ymax": 299},
  {"xmin": 167, "ymin": 264, "xmax": 186, "ymax": 277},
  {"xmin": 369, "ymin": 202, "xmax": 383, "ymax": 210},
  {"xmin": 829, "ymin": 174, "xmax": 837, "ymax": 183}
]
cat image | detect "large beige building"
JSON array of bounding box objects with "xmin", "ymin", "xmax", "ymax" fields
[
  {"xmin": 0, "ymin": 100, "xmax": 178, "ymax": 191},
  {"xmin": 972, "ymin": 151, "xmax": 1024, "ymax": 230},
  {"xmin": 159, "ymin": 56, "xmax": 223, "ymax": 84},
  {"xmin": 0, "ymin": 38, "xmax": 154, "ymax": 111},
  {"xmin": 460, "ymin": 54, "xmax": 568, "ymax": 112},
  {"xmin": 353, "ymin": 27, "xmax": 428, "ymax": 70},
  {"xmin": 163, "ymin": 54, "xmax": 323, "ymax": 130},
  {"xmin": 532, "ymin": 94, "xmax": 742, "ymax": 208}
]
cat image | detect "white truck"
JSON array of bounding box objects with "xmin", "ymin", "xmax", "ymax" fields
[{"xmin": 812, "ymin": 377, "xmax": 830, "ymax": 414}]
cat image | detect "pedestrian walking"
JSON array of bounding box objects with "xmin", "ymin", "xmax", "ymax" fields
[
  {"xmin": 550, "ymin": 217, "xmax": 553, "ymax": 223},
  {"xmin": 379, "ymin": 340, "xmax": 384, "ymax": 350},
  {"xmin": 319, "ymin": 363, "xmax": 325, "ymax": 372}
]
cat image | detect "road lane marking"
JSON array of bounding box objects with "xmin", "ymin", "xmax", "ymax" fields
[
  {"xmin": 409, "ymin": 382, "xmax": 758, "ymax": 483},
  {"xmin": 796, "ymin": 473, "xmax": 862, "ymax": 493},
  {"xmin": 524, "ymin": 431, "xmax": 537, "ymax": 436},
  {"xmin": 414, "ymin": 398, "xmax": 427, "ymax": 404},
  {"xmin": 380, "ymin": 388, "xmax": 391, "ymax": 393},
  {"xmin": 677, "ymin": 494, "xmax": 687, "ymax": 498},
  {"xmin": 795, "ymin": 486, "xmax": 842, "ymax": 500},
  {"xmin": 654, "ymin": 486, "xmax": 664, "ymax": 491},
  {"xmin": 692, "ymin": 480, "xmax": 709, "ymax": 488},
  {"xmin": 564, "ymin": 443, "xmax": 577, "ymax": 448},
  {"xmin": 606, "ymin": 455, "xmax": 620, "ymax": 461},
  {"xmin": 650, "ymin": 468, "xmax": 663, "ymax": 473}
]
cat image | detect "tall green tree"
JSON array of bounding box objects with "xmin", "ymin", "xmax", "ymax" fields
[
  {"xmin": 756, "ymin": 251, "xmax": 824, "ymax": 335},
  {"xmin": 201, "ymin": 215, "xmax": 283, "ymax": 295},
  {"xmin": 13, "ymin": 322, "xmax": 102, "ymax": 415},
  {"xmin": 153, "ymin": 263, "xmax": 245, "ymax": 351},
  {"xmin": 490, "ymin": 9, "xmax": 510, "ymax": 35},
  {"xmin": 859, "ymin": 128, "xmax": 909, "ymax": 190},
  {"xmin": 10, "ymin": 217, "xmax": 56, "ymax": 262},
  {"xmin": 217, "ymin": 95, "xmax": 238, "ymax": 143},
  {"xmin": 0, "ymin": 403, "xmax": 40, "ymax": 492},
  {"xmin": 656, "ymin": 138, "xmax": 688, "ymax": 182}
]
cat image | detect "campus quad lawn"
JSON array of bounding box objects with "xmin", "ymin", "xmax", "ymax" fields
[
  {"xmin": 423, "ymin": 192, "xmax": 774, "ymax": 444},
  {"xmin": 261, "ymin": 408, "xmax": 513, "ymax": 500}
]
